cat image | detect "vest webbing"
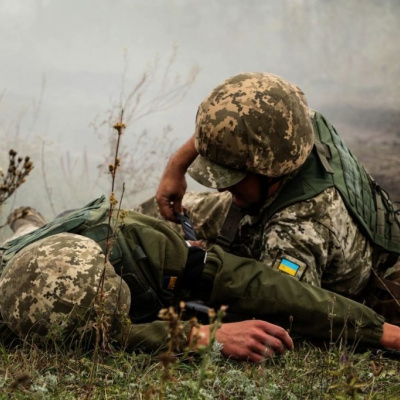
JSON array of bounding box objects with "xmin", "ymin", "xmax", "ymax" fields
[
  {"xmin": 263, "ymin": 111, "xmax": 400, "ymax": 254},
  {"xmin": 0, "ymin": 196, "xmax": 163, "ymax": 322}
]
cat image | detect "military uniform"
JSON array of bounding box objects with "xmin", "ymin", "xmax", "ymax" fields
[
  {"xmin": 0, "ymin": 198, "xmax": 386, "ymax": 352},
  {"xmin": 141, "ymin": 72, "xmax": 400, "ymax": 308}
]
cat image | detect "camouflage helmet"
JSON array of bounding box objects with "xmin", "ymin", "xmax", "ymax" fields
[
  {"xmin": 0, "ymin": 232, "xmax": 130, "ymax": 338},
  {"xmin": 187, "ymin": 72, "xmax": 314, "ymax": 189}
]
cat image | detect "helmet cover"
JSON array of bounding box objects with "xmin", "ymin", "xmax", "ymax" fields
[
  {"xmin": 188, "ymin": 72, "xmax": 314, "ymax": 188},
  {"xmin": 0, "ymin": 232, "xmax": 130, "ymax": 338}
]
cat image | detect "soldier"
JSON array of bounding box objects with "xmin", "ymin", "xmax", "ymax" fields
[
  {"xmin": 1, "ymin": 201, "xmax": 400, "ymax": 362},
  {"xmin": 151, "ymin": 72, "xmax": 400, "ymax": 320}
]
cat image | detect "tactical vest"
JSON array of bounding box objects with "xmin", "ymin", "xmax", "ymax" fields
[
  {"xmin": 263, "ymin": 111, "xmax": 400, "ymax": 254},
  {"xmin": 0, "ymin": 196, "xmax": 164, "ymax": 322}
]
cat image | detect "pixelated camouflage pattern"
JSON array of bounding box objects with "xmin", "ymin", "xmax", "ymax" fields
[
  {"xmin": 188, "ymin": 72, "xmax": 314, "ymax": 189},
  {"xmin": 176, "ymin": 187, "xmax": 376, "ymax": 298},
  {"xmin": 0, "ymin": 233, "xmax": 130, "ymax": 338}
]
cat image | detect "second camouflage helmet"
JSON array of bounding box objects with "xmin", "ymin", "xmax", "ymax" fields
[
  {"xmin": 0, "ymin": 232, "xmax": 131, "ymax": 338},
  {"xmin": 188, "ymin": 72, "xmax": 314, "ymax": 189}
]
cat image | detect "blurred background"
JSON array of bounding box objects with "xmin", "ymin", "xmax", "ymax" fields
[{"xmin": 1, "ymin": 0, "xmax": 399, "ymax": 237}]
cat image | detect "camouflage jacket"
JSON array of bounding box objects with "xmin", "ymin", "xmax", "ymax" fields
[
  {"xmin": 140, "ymin": 183, "xmax": 391, "ymax": 300},
  {"xmin": 179, "ymin": 187, "xmax": 377, "ymax": 298}
]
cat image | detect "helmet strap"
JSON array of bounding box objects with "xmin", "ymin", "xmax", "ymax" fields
[{"xmin": 242, "ymin": 175, "xmax": 280, "ymax": 215}]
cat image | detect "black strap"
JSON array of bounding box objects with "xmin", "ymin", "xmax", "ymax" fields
[
  {"xmin": 180, "ymin": 246, "xmax": 207, "ymax": 293},
  {"xmin": 176, "ymin": 213, "xmax": 198, "ymax": 241},
  {"xmin": 216, "ymin": 201, "xmax": 245, "ymax": 252}
]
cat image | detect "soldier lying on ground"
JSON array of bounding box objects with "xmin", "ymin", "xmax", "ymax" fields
[
  {"xmin": 149, "ymin": 72, "xmax": 400, "ymax": 324},
  {"xmin": 1, "ymin": 198, "xmax": 400, "ymax": 362}
]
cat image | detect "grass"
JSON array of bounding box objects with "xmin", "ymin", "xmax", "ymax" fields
[{"xmin": 1, "ymin": 339, "xmax": 400, "ymax": 399}]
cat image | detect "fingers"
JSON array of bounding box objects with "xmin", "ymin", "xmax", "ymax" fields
[
  {"xmin": 156, "ymin": 188, "xmax": 185, "ymax": 222},
  {"xmin": 246, "ymin": 335, "xmax": 279, "ymax": 361},
  {"xmin": 262, "ymin": 337, "xmax": 285, "ymax": 355},
  {"xmin": 158, "ymin": 201, "xmax": 175, "ymax": 221},
  {"xmin": 262, "ymin": 345, "xmax": 275, "ymax": 359},
  {"xmin": 239, "ymin": 320, "xmax": 293, "ymax": 360},
  {"xmin": 172, "ymin": 198, "xmax": 183, "ymax": 216},
  {"xmin": 253, "ymin": 320, "xmax": 294, "ymax": 351},
  {"xmin": 243, "ymin": 343, "xmax": 276, "ymax": 363},
  {"xmin": 187, "ymin": 240, "xmax": 205, "ymax": 248},
  {"xmin": 156, "ymin": 194, "xmax": 182, "ymax": 222},
  {"xmin": 215, "ymin": 320, "xmax": 294, "ymax": 363}
]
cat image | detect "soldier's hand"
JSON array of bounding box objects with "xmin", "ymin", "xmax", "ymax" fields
[
  {"xmin": 381, "ymin": 322, "xmax": 400, "ymax": 350},
  {"xmin": 191, "ymin": 320, "xmax": 294, "ymax": 363},
  {"xmin": 156, "ymin": 135, "xmax": 198, "ymax": 222},
  {"xmin": 156, "ymin": 172, "xmax": 187, "ymax": 222}
]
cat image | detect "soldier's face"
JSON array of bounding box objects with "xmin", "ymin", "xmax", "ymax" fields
[{"xmin": 219, "ymin": 173, "xmax": 263, "ymax": 210}]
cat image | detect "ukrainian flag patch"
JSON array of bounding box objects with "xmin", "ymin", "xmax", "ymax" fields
[
  {"xmin": 273, "ymin": 255, "xmax": 307, "ymax": 280},
  {"xmin": 278, "ymin": 258, "xmax": 299, "ymax": 276},
  {"xmin": 163, "ymin": 276, "xmax": 177, "ymax": 290}
]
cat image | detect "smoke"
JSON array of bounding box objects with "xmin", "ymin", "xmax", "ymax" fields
[{"xmin": 0, "ymin": 0, "xmax": 399, "ymax": 217}]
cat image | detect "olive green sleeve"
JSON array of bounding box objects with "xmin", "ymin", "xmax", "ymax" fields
[
  {"xmin": 114, "ymin": 320, "xmax": 193, "ymax": 354},
  {"xmin": 202, "ymin": 245, "xmax": 384, "ymax": 347}
]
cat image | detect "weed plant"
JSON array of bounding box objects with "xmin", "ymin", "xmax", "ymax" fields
[{"xmin": 0, "ymin": 150, "xmax": 33, "ymax": 208}]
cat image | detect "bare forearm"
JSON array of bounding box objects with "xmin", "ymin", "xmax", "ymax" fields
[
  {"xmin": 156, "ymin": 135, "xmax": 198, "ymax": 221},
  {"xmin": 165, "ymin": 135, "xmax": 197, "ymax": 174}
]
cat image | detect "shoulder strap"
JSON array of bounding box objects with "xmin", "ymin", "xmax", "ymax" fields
[{"xmin": 216, "ymin": 201, "xmax": 245, "ymax": 252}]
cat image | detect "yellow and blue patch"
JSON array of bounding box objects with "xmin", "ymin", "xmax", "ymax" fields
[
  {"xmin": 278, "ymin": 258, "xmax": 300, "ymax": 276},
  {"xmin": 163, "ymin": 276, "xmax": 177, "ymax": 290},
  {"xmin": 273, "ymin": 255, "xmax": 307, "ymax": 280}
]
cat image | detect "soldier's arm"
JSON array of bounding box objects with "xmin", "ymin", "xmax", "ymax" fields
[
  {"xmin": 118, "ymin": 311, "xmax": 400, "ymax": 361},
  {"xmin": 259, "ymin": 188, "xmax": 372, "ymax": 297},
  {"xmin": 203, "ymin": 245, "xmax": 386, "ymax": 349},
  {"xmin": 116, "ymin": 320, "xmax": 192, "ymax": 353},
  {"xmin": 193, "ymin": 321, "xmax": 400, "ymax": 359},
  {"xmin": 191, "ymin": 319, "xmax": 294, "ymax": 362},
  {"xmin": 118, "ymin": 318, "xmax": 294, "ymax": 362},
  {"xmin": 137, "ymin": 190, "xmax": 231, "ymax": 244},
  {"xmin": 156, "ymin": 135, "xmax": 197, "ymax": 222}
]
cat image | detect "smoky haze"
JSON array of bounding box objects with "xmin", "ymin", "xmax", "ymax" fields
[{"xmin": 0, "ymin": 0, "xmax": 399, "ymax": 230}]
